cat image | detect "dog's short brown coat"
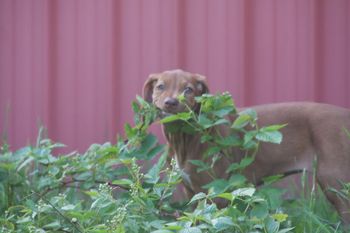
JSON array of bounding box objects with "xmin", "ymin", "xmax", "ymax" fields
[{"xmin": 143, "ymin": 69, "xmax": 350, "ymax": 223}]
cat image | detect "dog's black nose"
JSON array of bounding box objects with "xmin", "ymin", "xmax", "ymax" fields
[{"xmin": 164, "ymin": 97, "xmax": 179, "ymax": 107}]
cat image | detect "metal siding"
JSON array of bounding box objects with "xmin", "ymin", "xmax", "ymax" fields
[{"xmin": 0, "ymin": 0, "xmax": 349, "ymax": 151}]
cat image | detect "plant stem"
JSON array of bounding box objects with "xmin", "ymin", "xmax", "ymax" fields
[{"xmin": 32, "ymin": 191, "xmax": 84, "ymax": 233}]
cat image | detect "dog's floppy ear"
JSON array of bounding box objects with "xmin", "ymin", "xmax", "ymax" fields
[
  {"xmin": 142, "ymin": 73, "xmax": 159, "ymax": 103},
  {"xmin": 194, "ymin": 74, "xmax": 209, "ymax": 95}
]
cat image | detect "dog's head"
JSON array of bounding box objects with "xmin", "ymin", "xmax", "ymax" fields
[{"xmin": 143, "ymin": 69, "xmax": 209, "ymax": 115}]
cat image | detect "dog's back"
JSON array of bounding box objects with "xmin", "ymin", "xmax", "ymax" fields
[{"xmin": 246, "ymin": 102, "xmax": 350, "ymax": 221}]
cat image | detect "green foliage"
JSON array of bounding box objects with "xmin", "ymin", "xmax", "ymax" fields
[{"xmin": 0, "ymin": 93, "xmax": 346, "ymax": 232}]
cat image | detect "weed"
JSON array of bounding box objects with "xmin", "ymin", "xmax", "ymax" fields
[{"xmin": 0, "ymin": 93, "xmax": 346, "ymax": 232}]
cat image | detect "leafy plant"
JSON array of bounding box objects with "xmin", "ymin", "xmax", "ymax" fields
[
  {"xmin": 0, "ymin": 98, "xmax": 181, "ymax": 232},
  {"xmin": 0, "ymin": 93, "xmax": 346, "ymax": 232}
]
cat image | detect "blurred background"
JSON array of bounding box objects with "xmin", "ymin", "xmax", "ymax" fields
[{"xmin": 0, "ymin": 0, "xmax": 349, "ymax": 152}]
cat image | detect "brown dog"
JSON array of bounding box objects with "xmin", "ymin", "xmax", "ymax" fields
[{"xmin": 143, "ymin": 69, "xmax": 350, "ymax": 223}]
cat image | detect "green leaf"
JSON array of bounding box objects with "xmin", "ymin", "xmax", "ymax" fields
[
  {"xmin": 189, "ymin": 192, "xmax": 206, "ymax": 204},
  {"xmin": 15, "ymin": 216, "xmax": 32, "ymax": 224},
  {"xmin": 136, "ymin": 95, "xmax": 148, "ymax": 106},
  {"xmin": 0, "ymin": 219, "xmax": 15, "ymax": 230},
  {"xmin": 115, "ymin": 225, "xmax": 126, "ymax": 233},
  {"xmin": 164, "ymin": 224, "xmax": 183, "ymax": 231},
  {"xmin": 145, "ymin": 151, "xmax": 168, "ymax": 184},
  {"xmin": 189, "ymin": 160, "xmax": 210, "ymax": 172},
  {"xmin": 232, "ymin": 187, "xmax": 255, "ymax": 197},
  {"xmin": 0, "ymin": 168, "xmax": 9, "ymax": 182},
  {"xmin": 61, "ymin": 204, "xmax": 76, "ymax": 211},
  {"xmin": 160, "ymin": 114, "xmax": 180, "ymax": 124},
  {"xmin": 0, "ymin": 184, "xmax": 8, "ymax": 210},
  {"xmin": 243, "ymin": 130, "xmax": 256, "ymax": 145},
  {"xmin": 226, "ymin": 156, "xmax": 254, "ymax": 173},
  {"xmin": 179, "ymin": 227, "xmax": 202, "ymax": 233},
  {"xmin": 256, "ymin": 131, "xmax": 283, "ymax": 144},
  {"xmin": 211, "ymin": 217, "xmax": 234, "ymax": 230},
  {"xmin": 277, "ymin": 227, "xmax": 294, "ymax": 233},
  {"xmin": 255, "ymin": 124, "xmax": 285, "ymax": 144},
  {"xmin": 240, "ymin": 156, "xmax": 255, "ymax": 167},
  {"xmin": 250, "ymin": 202, "xmax": 268, "ymax": 219},
  {"xmin": 124, "ymin": 123, "xmax": 136, "ymax": 138},
  {"xmin": 212, "ymin": 118, "xmax": 230, "ymax": 127},
  {"xmin": 216, "ymin": 193, "xmax": 234, "ymax": 202},
  {"xmin": 240, "ymin": 108, "xmax": 257, "ymax": 120},
  {"xmin": 16, "ymin": 156, "xmax": 34, "ymax": 172},
  {"xmin": 134, "ymin": 134, "xmax": 160, "ymax": 160},
  {"xmin": 43, "ymin": 221, "xmax": 61, "ymax": 229},
  {"xmin": 232, "ymin": 109, "xmax": 257, "ymax": 129},
  {"xmin": 200, "ymin": 134, "xmax": 213, "ymax": 143},
  {"xmin": 215, "ymin": 135, "xmax": 240, "ymax": 147},
  {"xmin": 48, "ymin": 166, "xmax": 60, "ymax": 176},
  {"xmin": 112, "ymin": 179, "xmax": 133, "ymax": 186},
  {"xmin": 226, "ymin": 163, "xmax": 240, "ymax": 173},
  {"xmin": 143, "ymin": 134, "xmax": 158, "ymax": 151},
  {"xmin": 204, "ymin": 146, "xmax": 221, "ymax": 158},
  {"xmin": 260, "ymin": 124, "xmax": 287, "ymax": 132},
  {"xmin": 272, "ymin": 213, "xmax": 288, "ymax": 223},
  {"xmin": 84, "ymin": 190, "xmax": 99, "ymax": 198},
  {"xmin": 212, "ymin": 107, "xmax": 235, "ymax": 117},
  {"xmin": 131, "ymin": 101, "xmax": 140, "ymax": 114},
  {"xmin": 8, "ymin": 172, "xmax": 24, "ymax": 185},
  {"xmin": 228, "ymin": 174, "xmax": 247, "ymax": 187},
  {"xmin": 198, "ymin": 114, "xmax": 213, "ymax": 128},
  {"xmin": 160, "ymin": 112, "xmax": 191, "ymax": 124},
  {"xmin": 259, "ymin": 187, "xmax": 285, "ymax": 210},
  {"xmin": 177, "ymin": 93, "xmax": 186, "ymax": 102},
  {"xmin": 262, "ymin": 174, "xmax": 284, "ymax": 185},
  {"xmin": 265, "ymin": 217, "xmax": 279, "ymax": 233},
  {"xmin": 232, "ymin": 114, "xmax": 251, "ymax": 129},
  {"xmin": 147, "ymin": 144, "xmax": 165, "ymax": 160},
  {"xmin": 149, "ymin": 220, "xmax": 168, "ymax": 230},
  {"xmin": 203, "ymin": 179, "xmax": 229, "ymax": 194},
  {"xmin": 151, "ymin": 230, "xmax": 174, "ymax": 233}
]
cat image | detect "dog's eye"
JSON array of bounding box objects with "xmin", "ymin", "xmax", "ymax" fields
[
  {"xmin": 184, "ymin": 87, "xmax": 194, "ymax": 94},
  {"xmin": 156, "ymin": 84, "xmax": 165, "ymax": 91}
]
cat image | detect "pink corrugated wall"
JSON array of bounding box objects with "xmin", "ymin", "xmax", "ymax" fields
[{"xmin": 0, "ymin": 0, "xmax": 350, "ymax": 151}]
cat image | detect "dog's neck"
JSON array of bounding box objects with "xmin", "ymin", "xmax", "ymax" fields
[
  {"xmin": 162, "ymin": 121, "xmax": 240, "ymax": 194},
  {"xmin": 162, "ymin": 122, "xmax": 202, "ymax": 167},
  {"xmin": 162, "ymin": 120, "xmax": 243, "ymax": 165}
]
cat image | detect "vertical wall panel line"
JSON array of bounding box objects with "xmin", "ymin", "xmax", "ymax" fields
[
  {"xmin": 272, "ymin": 1, "xmax": 277, "ymax": 102},
  {"xmin": 312, "ymin": 0, "xmax": 323, "ymax": 102},
  {"xmin": 10, "ymin": 1, "xmax": 16, "ymax": 146},
  {"xmin": 177, "ymin": 0, "xmax": 187, "ymax": 69},
  {"xmin": 346, "ymin": 0, "xmax": 350, "ymax": 106},
  {"xmin": 47, "ymin": 0, "xmax": 58, "ymax": 143},
  {"xmin": 243, "ymin": 0, "xmax": 253, "ymax": 106},
  {"xmin": 110, "ymin": 0, "xmax": 122, "ymax": 141}
]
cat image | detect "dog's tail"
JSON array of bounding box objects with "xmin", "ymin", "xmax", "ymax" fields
[{"xmin": 257, "ymin": 169, "xmax": 305, "ymax": 186}]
